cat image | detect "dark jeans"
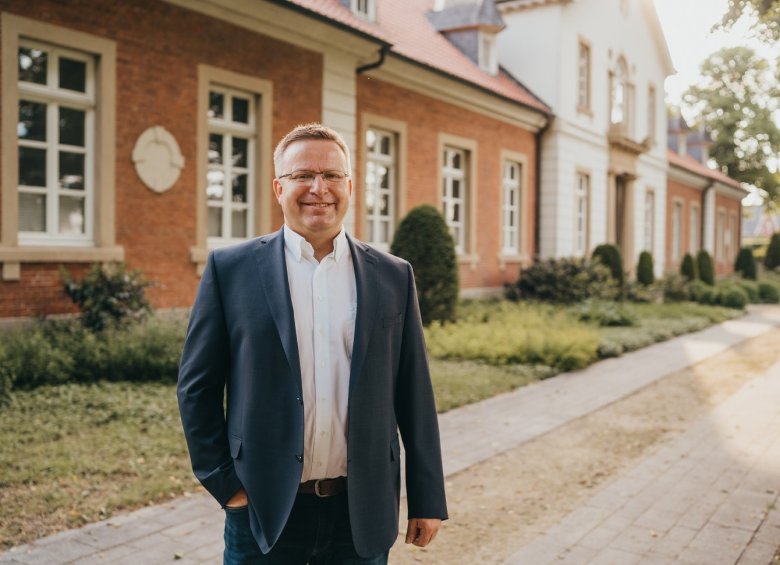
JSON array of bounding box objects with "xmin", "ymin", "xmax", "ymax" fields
[{"xmin": 223, "ymin": 492, "xmax": 389, "ymax": 565}]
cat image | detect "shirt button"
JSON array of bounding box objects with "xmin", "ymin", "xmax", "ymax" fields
[{"xmin": 295, "ymin": 454, "xmax": 303, "ymax": 463}]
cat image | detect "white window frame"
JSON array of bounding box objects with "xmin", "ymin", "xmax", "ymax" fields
[
  {"xmin": 717, "ymin": 208, "xmax": 726, "ymax": 262},
  {"xmin": 672, "ymin": 200, "xmax": 683, "ymax": 262},
  {"xmin": 501, "ymin": 160, "xmax": 522, "ymax": 254},
  {"xmin": 365, "ymin": 127, "xmax": 397, "ymax": 251},
  {"xmin": 643, "ymin": 189, "xmax": 655, "ymax": 254},
  {"xmin": 351, "ymin": 0, "xmax": 376, "ymax": 21},
  {"xmin": 689, "ymin": 203, "xmax": 700, "ymax": 254},
  {"xmin": 17, "ymin": 40, "xmax": 96, "ymax": 247},
  {"xmin": 728, "ymin": 211, "xmax": 737, "ymax": 263},
  {"xmin": 574, "ymin": 171, "xmax": 590, "ymax": 257},
  {"xmin": 577, "ymin": 39, "xmax": 591, "ymax": 113},
  {"xmin": 206, "ymin": 85, "xmax": 256, "ymax": 247},
  {"xmin": 1, "ymin": 14, "xmax": 120, "ymax": 281},
  {"xmin": 647, "ymin": 84, "xmax": 656, "ymax": 143},
  {"xmin": 478, "ymin": 32, "xmax": 498, "ymax": 75},
  {"xmin": 442, "ymin": 146, "xmax": 467, "ymax": 254}
]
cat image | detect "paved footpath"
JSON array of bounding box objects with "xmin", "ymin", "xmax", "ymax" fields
[{"xmin": 3, "ymin": 306, "xmax": 780, "ymax": 564}]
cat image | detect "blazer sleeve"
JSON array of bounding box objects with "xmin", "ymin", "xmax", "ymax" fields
[
  {"xmin": 395, "ymin": 261, "xmax": 449, "ymax": 520},
  {"xmin": 177, "ymin": 252, "xmax": 243, "ymax": 507}
]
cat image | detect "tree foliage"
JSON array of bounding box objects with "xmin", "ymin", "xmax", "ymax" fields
[
  {"xmin": 683, "ymin": 46, "xmax": 780, "ymax": 200},
  {"xmin": 718, "ymin": 0, "xmax": 780, "ymax": 43}
]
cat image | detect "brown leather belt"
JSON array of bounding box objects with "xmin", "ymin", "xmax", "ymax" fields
[{"xmin": 298, "ymin": 476, "xmax": 347, "ymax": 497}]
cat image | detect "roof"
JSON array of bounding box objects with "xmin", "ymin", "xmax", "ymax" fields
[
  {"xmin": 667, "ymin": 149, "xmax": 745, "ymax": 192},
  {"xmin": 282, "ymin": 0, "xmax": 551, "ymax": 114}
]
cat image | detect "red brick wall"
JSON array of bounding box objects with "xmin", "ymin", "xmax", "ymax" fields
[
  {"xmin": 0, "ymin": 0, "xmax": 321, "ymax": 317},
  {"xmin": 665, "ymin": 179, "xmax": 703, "ymax": 273},
  {"xmin": 356, "ymin": 76, "xmax": 538, "ymax": 290}
]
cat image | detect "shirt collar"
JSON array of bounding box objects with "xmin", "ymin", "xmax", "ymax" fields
[{"xmin": 283, "ymin": 225, "xmax": 349, "ymax": 263}]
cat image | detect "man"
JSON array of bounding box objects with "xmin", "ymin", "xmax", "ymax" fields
[{"xmin": 177, "ymin": 123, "xmax": 447, "ymax": 564}]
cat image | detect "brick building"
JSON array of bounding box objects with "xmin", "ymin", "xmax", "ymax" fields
[{"xmin": 0, "ymin": 0, "xmax": 551, "ymax": 318}]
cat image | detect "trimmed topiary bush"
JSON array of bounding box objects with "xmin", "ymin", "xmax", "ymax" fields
[
  {"xmin": 508, "ymin": 257, "xmax": 618, "ymax": 304},
  {"xmin": 758, "ymin": 281, "xmax": 780, "ymax": 303},
  {"xmin": 390, "ymin": 205, "xmax": 458, "ymax": 325},
  {"xmin": 680, "ymin": 253, "xmax": 698, "ymax": 281},
  {"xmin": 592, "ymin": 244, "xmax": 624, "ymax": 286},
  {"xmin": 719, "ymin": 285, "xmax": 748, "ymax": 309},
  {"xmin": 696, "ymin": 249, "xmax": 715, "ymax": 286},
  {"xmin": 636, "ymin": 251, "xmax": 654, "ymax": 286},
  {"xmin": 734, "ymin": 247, "xmax": 757, "ymax": 280},
  {"xmin": 734, "ymin": 279, "xmax": 760, "ymax": 302},
  {"xmin": 765, "ymin": 233, "xmax": 780, "ymax": 271}
]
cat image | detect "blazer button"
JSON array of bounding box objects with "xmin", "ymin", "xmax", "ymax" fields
[
  {"xmin": 295, "ymin": 454, "xmax": 303, "ymax": 463},
  {"xmin": 296, "ymin": 397, "xmax": 303, "ymax": 405}
]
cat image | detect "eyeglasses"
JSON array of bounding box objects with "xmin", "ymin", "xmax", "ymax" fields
[{"xmin": 277, "ymin": 170, "xmax": 350, "ymax": 186}]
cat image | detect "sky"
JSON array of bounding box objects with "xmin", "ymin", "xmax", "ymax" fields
[{"xmin": 652, "ymin": 0, "xmax": 775, "ymax": 107}]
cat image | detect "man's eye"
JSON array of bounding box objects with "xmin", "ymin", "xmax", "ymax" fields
[
  {"xmin": 323, "ymin": 173, "xmax": 344, "ymax": 182},
  {"xmin": 292, "ymin": 174, "xmax": 314, "ymax": 182}
]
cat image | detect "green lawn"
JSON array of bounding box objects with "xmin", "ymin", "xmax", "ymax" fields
[{"xmin": 0, "ymin": 300, "xmax": 743, "ymax": 547}]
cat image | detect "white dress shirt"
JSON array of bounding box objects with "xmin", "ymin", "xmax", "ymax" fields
[{"xmin": 283, "ymin": 225, "xmax": 357, "ymax": 481}]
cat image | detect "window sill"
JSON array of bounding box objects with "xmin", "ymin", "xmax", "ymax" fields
[
  {"xmin": 0, "ymin": 245, "xmax": 125, "ymax": 281},
  {"xmin": 577, "ymin": 106, "xmax": 593, "ymax": 118},
  {"xmin": 498, "ymin": 253, "xmax": 530, "ymax": 270},
  {"xmin": 457, "ymin": 253, "xmax": 480, "ymax": 270}
]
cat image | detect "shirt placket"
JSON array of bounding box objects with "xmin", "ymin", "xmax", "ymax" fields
[{"xmin": 310, "ymin": 257, "xmax": 332, "ymax": 478}]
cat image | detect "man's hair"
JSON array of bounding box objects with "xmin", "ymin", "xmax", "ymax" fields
[{"xmin": 273, "ymin": 123, "xmax": 351, "ymax": 175}]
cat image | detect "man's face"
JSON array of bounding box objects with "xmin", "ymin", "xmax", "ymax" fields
[{"xmin": 273, "ymin": 139, "xmax": 352, "ymax": 243}]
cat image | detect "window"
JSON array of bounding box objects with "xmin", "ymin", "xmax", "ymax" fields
[
  {"xmin": 1, "ymin": 14, "xmax": 119, "ymax": 281},
  {"xmin": 365, "ymin": 127, "xmax": 396, "ymax": 250},
  {"xmin": 442, "ymin": 147, "xmax": 468, "ymax": 254},
  {"xmin": 577, "ymin": 40, "xmax": 591, "ymax": 112},
  {"xmin": 207, "ymin": 86, "xmax": 256, "ymax": 245},
  {"xmin": 17, "ymin": 40, "xmax": 94, "ymax": 245},
  {"xmin": 351, "ymin": 0, "xmax": 376, "ymax": 21},
  {"xmin": 689, "ymin": 204, "xmax": 700, "ymax": 253},
  {"xmin": 574, "ymin": 172, "xmax": 590, "ymax": 256},
  {"xmin": 502, "ymin": 160, "xmax": 522, "ymax": 254},
  {"xmin": 717, "ymin": 209, "xmax": 726, "ymax": 261},
  {"xmin": 672, "ymin": 201, "xmax": 683, "ymax": 262},
  {"xmin": 610, "ymin": 57, "xmax": 633, "ymax": 135},
  {"xmin": 644, "ymin": 189, "xmax": 655, "ymax": 253},
  {"xmin": 647, "ymin": 85, "xmax": 656, "ymax": 143},
  {"xmin": 478, "ymin": 32, "xmax": 498, "ymax": 75},
  {"xmin": 729, "ymin": 212, "xmax": 737, "ymax": 262}
]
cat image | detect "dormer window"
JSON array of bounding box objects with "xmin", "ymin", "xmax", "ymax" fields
[
  {"xmin": 351, "ymin": 0, "xmax": 376, "ymax": 21},
  {"xmin": 478, "ymin": 32, "xmax": 498, "ymax": 75}
]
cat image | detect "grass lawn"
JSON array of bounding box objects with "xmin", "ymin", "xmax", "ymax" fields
[{"xmin": 0, "ymin": 300, "xmax": 743, "ymax": 547}]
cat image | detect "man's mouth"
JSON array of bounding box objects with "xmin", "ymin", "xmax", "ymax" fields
[{"xmin": 301, "ymin": 202, "xmax": 335, "ymax": 207}]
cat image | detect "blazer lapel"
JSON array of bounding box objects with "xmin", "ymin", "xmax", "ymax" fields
[
  {"xmin": 253, "ymin": 228, "xmax": 303, "ymax": 398},
  {"xmin": 348, "ymin": 235, "xmax": 378, "ymax": 397}
]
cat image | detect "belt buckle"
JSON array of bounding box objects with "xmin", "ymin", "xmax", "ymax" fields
[{"xmin": 314, "ymin": 479, "xmax": 327, "ymax": 498}]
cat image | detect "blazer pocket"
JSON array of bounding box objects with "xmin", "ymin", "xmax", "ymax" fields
[
  {"xmin": 382, "ymin": 313, "xmax": 402, "ymax": 328},
  {"xmin": 228, "ymin": 434, "xmax": 242, "ymax": 460}
]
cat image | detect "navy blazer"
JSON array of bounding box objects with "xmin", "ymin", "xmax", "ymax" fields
[{"xmin": 177, "ymin": 228, "xmax": 447, "ymax": 557}]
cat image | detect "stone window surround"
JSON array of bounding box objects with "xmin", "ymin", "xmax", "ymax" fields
[
  {"xmin": 190, "ymin": 65, "xmax": 273, "ymax": 274},
  {"xmin": 0, "ymin": 13, "xmax": 119, "ymax": 281},
  {"xmin": 644, "ymin": 187, "xmax": 655, "ymax": 254},
  {"xmin": 574, "ymin": 168, "xmax": 591, "ymax": 257},
  {"xmin": 576, "ymin": 36, "xmax": 592, "ymax": 116},
  {"xmin": 498, "ymin": 149, "xmax": 530, "ymax": 269},
  {"xmin": 671, "ymin": 197, "xmax": 684, "ymax": 263},
  {"xmin": 359, "ymin": 113, "xmax": 407, "ymax": 252},
  {"xmin": 437, "ymin": 132, "xmax": 478, "ymax": 268},
  {"xmin": 689, "ymin": 202, "xmax": 700, "ymax": 254}
]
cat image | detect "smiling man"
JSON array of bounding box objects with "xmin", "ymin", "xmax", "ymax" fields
[{"xmin": 177, "ymin": 123, "xmax": 447, "ymax": 564}]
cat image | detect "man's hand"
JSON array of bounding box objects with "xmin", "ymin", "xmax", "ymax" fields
[
  {"xmin": 405, "ymin": 518, "xmax": 441, "ymax": 547},
  {"xmin": 225, "ymin": 488, "xmax": 248, "ymax": 508}
]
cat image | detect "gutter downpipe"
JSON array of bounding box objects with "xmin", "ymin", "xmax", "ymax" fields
[
  {"xmin": 534, "ymin": 116, "xmax": 552, "ymax": 258},
  {"xmin": 356, "ymin": 45, "xmax": 389, "ymax": 74}
]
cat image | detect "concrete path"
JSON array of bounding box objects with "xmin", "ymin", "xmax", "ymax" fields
[{"xmin": 3, "ymin": 305, "xmax": 780, "ymax": 564}]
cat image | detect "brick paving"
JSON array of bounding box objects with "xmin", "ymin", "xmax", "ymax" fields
[{"xmin": 2, "ymin": 305, "xmax": 780, "ymax": 564}]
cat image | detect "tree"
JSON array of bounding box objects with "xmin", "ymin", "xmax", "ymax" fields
[
  {"xmin": 718, "ymin": 0, "xmax": 780, "ymax": 43},
  {"xmin": 683, "ymin": 46, "xmax": 780, "ymax": 200},
  {"xmin": 697, "ymin": 250, "xmax": 716, "ymax": 286},
  {"xmin": 390, "ymin": 205, "xmax": 458, "ymax": 325},
  {"xmin": 766, "ymin": 232, "xmax": 780, "ymax": 270},
  {"xmin": 734, "ymin": 247, "xmax": 758, "ymax": 279},
  {"xmin": 636, "ymin": 251, "xmax": 654, "ymax": 286}
]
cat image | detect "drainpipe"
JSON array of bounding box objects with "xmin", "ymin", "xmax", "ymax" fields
[
  {"xmin": 534, "ymin": 117, "xmax": 552, "ymax": 258},
  {"xmin": 356, "ymin": 45, "xmax": 389, "ymax": 74}
]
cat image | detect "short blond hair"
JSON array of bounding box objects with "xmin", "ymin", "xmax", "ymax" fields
[{"xmin": 273, "ymin": 123, "xmax": 351, "ymax": 175}]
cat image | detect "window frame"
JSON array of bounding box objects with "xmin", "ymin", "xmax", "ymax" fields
[
  {"xmin": 1, "ymin": 13, "xmax": 119, "ymax": 281},
  {"xmin": 437, "ymin": 133, "xmax": 478, "ymax": 263},
  {"xmin": 574, "ymin": 170, "xmax": 591, "ymax": 257},
  {"xmin": 643, "ymin": 188, "xmax": 655, "ymax": 254},
  {"xmin": 350, "ymin": 0, "xmax": 376, "ymax": 22},
  {"xmin": 577, "ymin": 38, "xmax": 592, "ymax": 114},
  {"xmin": 671, "ymin": 198, "xmax": 683, "ymax": 262},
  {"xmin": 191, "ymin": 65, "xmax": 273, "ymax": 273},
  {"xmin": 689, "ymin": 203, "xmax": 700, "ymax": 254},
  {"xmin": 717, "ymin": 207, "xmax": 726, "ymax": 262},
  {"xmin": 478, "ymin": 32, "xmax": 498, "ymax": 75},
  {"xmin": 647, "ymin": 83, "xmax": 656, "ymax": 144}
]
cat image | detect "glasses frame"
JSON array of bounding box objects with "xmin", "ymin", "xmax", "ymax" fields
[{"xmin": 277, "ymin": 170, "xmax": 350, "ymax": 186}]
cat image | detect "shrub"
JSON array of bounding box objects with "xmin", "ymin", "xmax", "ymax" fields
[
  {"xmin": 624, "ymin": 280, "xmax": 661, "ymax": 303},
  {"xmin": 734, "ymin": 279, "xmax": 760, "ymax": 303},
  {"xmin": 765, "ymin": 233, "xmax": 780, "ymax": 271},
  {"xmin": 636, "ymin": 251, "xmax": 655, "ymax": 286},
  {"xmin": 508, "ymin": 257, "xmax": 618, "ymax": 304},
  {"xmin": 662, "ymin": 274, "xmax": 689, "ymax": 302},
  {"xmin": 680, "ymin": 253, "xmax": 698, "ymax": 281},
  {"xmin": 0, "ymin": 321, "xmax": 75, "ymax": 390},
  {"xmin": 696, "ymin": 250, "xmax": 715, "ymax": 286},
  {"xmin": 390, "ymin": 205, "xmax": 458, "ymax": 325},
  {"xmin": 734, "ymin": 247, "xmax": 757, "ymax": 280},
  {"xmin": 719, "ymin": 286, "xmax": 748, "ymax": 309},
  {"xmin": 61, "ymin": 263, "xmax": 152, "ymax": 332},
  {"xmin": 758, "ymin": 281, "xmax": 780, "ymax": 303},
  {"xmin": 573, "ymin": 299, "xmax": 637, "ymax": 327},
  {"xmin": 592, "ymin": 244, "xmax": 624, "ymax": 286}
]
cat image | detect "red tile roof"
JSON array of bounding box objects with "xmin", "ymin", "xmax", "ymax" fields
[
  {"xmin": 283, "ymin": 0, "xmax": 551, "ymax": 114},
  {"xmin": 667, "ymin": 149, "xmax": 745, "ymax": 192}
]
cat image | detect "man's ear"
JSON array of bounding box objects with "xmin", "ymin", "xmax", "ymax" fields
[{"xmin": 272, "ymin": 178, "xmax": 283, "ymax": 202}]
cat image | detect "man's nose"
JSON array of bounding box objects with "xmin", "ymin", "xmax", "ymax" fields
[{"xmin": 309, "ymin": 174, "xmax": 329, "ymax": 193}]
